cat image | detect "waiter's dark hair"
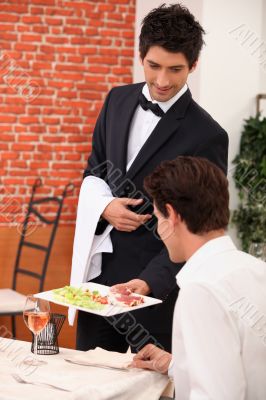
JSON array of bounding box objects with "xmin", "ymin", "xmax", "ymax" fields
[
  {"xmin": 144, "ymin": 156, "xmax": 229, "ymax": 234},
  {"xmin": 139, "ymin": 3, "xmax": 205, "ymax": 68}
]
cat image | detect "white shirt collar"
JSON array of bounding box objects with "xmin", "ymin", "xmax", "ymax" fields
[
  {"xmin": 176, "ymin": 235, "xmax": 237, "ymax": 288},
  {"xmin": 142, "ymin": 83, "xmax": 188, "ymax": 113}
]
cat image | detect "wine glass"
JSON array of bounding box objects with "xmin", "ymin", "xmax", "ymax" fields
[
  {"xmin": 23, "ymin": 295, "xmax": 50, "ymax": 366},
  {"xmin": 249, "ymin": 243, "xmax": 266, "ymax": 262}
]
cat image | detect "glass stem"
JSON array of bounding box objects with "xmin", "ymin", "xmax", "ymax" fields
[{"xmin": 34, "ymin": 333, "xmax": 38, "ymax": 356}]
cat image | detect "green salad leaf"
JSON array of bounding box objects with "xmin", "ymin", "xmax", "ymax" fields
[{"xmin": 52, "ymin": 286, "xmax": 106, "ymax": 310}]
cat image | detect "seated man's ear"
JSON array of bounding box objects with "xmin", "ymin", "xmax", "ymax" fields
[{"xmin": 165, "ymin": 204, "xmax": 181, "ymax": 225}]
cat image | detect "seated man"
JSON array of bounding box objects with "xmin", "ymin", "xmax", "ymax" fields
[{"xmin": 129, "ymin": 156, "xmax": 266, "ymax": 399}]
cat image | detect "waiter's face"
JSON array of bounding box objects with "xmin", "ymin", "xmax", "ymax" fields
[{"xmin": 141, "ymin": 46, "xmax": 196, "ymax": 102}]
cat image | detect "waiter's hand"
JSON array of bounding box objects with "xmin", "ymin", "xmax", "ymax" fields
[
  {"xmin": 102, "ymin": 198, "xmax": 152, "ymax": 232},
  {"xmin": 111, "ymin": 279, "xmax": 151, "ymax": 296},
  {"xmin": 131, "ymin": 344, "xmax": 172, "ymax": 374}
]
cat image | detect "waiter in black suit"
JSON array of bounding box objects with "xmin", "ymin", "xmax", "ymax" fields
[{"xmin": 76, "ymin": 3, "xmax": 228, "ymax": 353}]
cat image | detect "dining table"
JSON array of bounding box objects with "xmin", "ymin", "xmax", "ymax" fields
[{"xmin": 0, "ymin": 337, "xmax": 174, "ymax": 400}]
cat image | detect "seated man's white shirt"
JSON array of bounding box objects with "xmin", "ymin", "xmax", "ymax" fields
[{"xmin": 172, "ymin": 235, "xmax": 266, "ymax": 400}]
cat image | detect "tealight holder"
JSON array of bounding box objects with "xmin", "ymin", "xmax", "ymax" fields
[{"xmin": 31, "ymin": 313, "xmax": 66, "ymax": 355}]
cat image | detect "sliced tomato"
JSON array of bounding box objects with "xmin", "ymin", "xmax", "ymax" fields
[{"xmin": 99, "ymin": 297, "xmax": 108, "ymax": 304}]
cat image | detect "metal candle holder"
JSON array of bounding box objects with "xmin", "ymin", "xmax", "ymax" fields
[{"xmin": 31, "ymin": 313, "xmax": 66, "ymax": 355}]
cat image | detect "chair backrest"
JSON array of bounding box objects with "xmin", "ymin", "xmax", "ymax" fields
[{"xmin": 12, "ymin": 178, "xmax": 74, "ymax": 292}]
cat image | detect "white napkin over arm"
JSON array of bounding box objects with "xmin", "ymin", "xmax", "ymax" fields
[{"xmin": 68, "ymin": 176, "xmax": 114, "ymax": 325}]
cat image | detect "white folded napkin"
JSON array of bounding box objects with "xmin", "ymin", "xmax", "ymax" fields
[
  {"xmin": 65, "ymin": 347, "xmax": 134, "ymax": 370},
  {"xmin": 68, "ymin": 176, "xmax": 114, "ymax": 325}
]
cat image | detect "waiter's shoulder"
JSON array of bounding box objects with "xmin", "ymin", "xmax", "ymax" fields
[{"xmin": 189, "ymin": 98, "xmax": 227, "ymax": 136}]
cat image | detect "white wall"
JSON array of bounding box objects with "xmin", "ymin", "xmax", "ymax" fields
[
  {"xmin": 198, "ymin": 0, "xmax": 265, "ymax": 244},
  {"xmin": 134, "ymin": 0, "xmax": 266, "ymax": 246}
]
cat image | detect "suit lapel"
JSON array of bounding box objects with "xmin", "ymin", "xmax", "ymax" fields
[
  {"xmin": 126, "ymin": 89, "xmax": 192, "ymax": 181},
  {"xmin": 110, "ymin": 83, "xmax": 144, "ymax": 177}
]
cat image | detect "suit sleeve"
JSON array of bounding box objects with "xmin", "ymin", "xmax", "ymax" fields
[
  {"xmin": 83, "ymin": 89, "xmax": 113, "ymax": 179},
  {"xmin": 82, "ymin": 89, "xmax": 116, "ymax": 234},
  {"xmin": 138, "ymin": 129, "xmax": 229, "ymax": 299},
  {"xmin": 139, "ymin": 246, "xmax": 183, "ymax": 299},
  {"xmin": 194, "ymin": 129, "xmax": 229, "ymax": 175}
]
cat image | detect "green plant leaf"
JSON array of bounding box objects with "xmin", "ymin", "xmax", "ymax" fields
[{"xmin": 232, "ymin": 114, "xmax": 266, "ymax": 250}]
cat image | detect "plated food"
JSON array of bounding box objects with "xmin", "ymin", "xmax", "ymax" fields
[
  {"xmin": 35, "ymin": 283, "xmax": 162, "ymax": 316},
  {"xmin": 52, "ymin": 285, "xmax": 145, "ymax": 311}
]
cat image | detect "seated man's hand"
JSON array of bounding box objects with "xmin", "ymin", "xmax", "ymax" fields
[
  {"xmin": 102, "ymin": 198, "xmax": 152, "ymax": 232},
  {"xmin": 111, "ymin": 279, "xmax": 151, "ymax": 296},
  {"xmin": 131, "ymin": 344, "xmax": 172, "ymax": 375}
]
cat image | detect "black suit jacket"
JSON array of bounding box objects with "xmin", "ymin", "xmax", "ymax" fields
[{"xmin": 84, "ymin": 82, "xmax": 228, "ymax": 334}]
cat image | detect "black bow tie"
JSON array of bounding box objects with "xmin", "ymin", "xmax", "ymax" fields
[{"xmin": 139, "ymin": 93, "xmax": 165, "ymax": 118}]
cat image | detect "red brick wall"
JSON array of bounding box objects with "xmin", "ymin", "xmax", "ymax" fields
[{"xmin": 0, "ymin": 0, "xmax": 135, "ymax": 226}]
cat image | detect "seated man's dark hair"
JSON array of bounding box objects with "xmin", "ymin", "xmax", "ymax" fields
[
  {"xmin": 144, "ymin": 156, "xmax": 230, "ymax": 234},
  {"xmin": 139, "ymin": 3, "xmax": 205, "ymax": 68}
]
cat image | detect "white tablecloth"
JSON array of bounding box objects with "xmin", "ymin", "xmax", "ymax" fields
[{"xmin": 0, "ymin": 338, "xmax": 173, "ymax": 400}]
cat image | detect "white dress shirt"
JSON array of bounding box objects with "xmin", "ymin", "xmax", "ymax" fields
[
  {"xmin": 171, "ymin": 235, "xmax": 266, "ymax": 400},
  {"xmin": 126, "ymin": 83, "xmax": 187, "ymax": 170},
  {"xmin": 84, "ymin": 83, "xmax": 188, "ymax": 209}
]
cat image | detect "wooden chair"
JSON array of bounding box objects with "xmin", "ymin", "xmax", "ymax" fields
[{"xmin": 0, "ymin": 178, "xmax": 73, "ymax": 337}]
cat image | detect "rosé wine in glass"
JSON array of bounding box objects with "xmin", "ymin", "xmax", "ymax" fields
[{"xmin": 23, "ymin": 295, "xmax": 50, "ymax": 366}]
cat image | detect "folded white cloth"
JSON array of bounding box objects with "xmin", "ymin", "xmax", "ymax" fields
[
  {"xmin": 68, "ymin": 176, "xmax": 114, "ymax": 325},
  {"xmin": 65, "ymin": 347, "xmax": 134, "ymax": 370},
  {"xmin": 0, "ymin": 338, "xmax": 171, "ymax": 400}
]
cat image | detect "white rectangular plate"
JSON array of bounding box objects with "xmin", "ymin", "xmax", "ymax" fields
[{"xmin": 34, "ymin": 282, "xmax": 162, "ymax": 316}]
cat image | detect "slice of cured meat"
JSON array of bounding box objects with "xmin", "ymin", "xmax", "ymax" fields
[
  {"xmin": 109, "ymin": 286, "xmax": 145, "ymax": 307},
  {"xmin": 110, "ymin": 286, "xmax": 132, "ymax": 296}
]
